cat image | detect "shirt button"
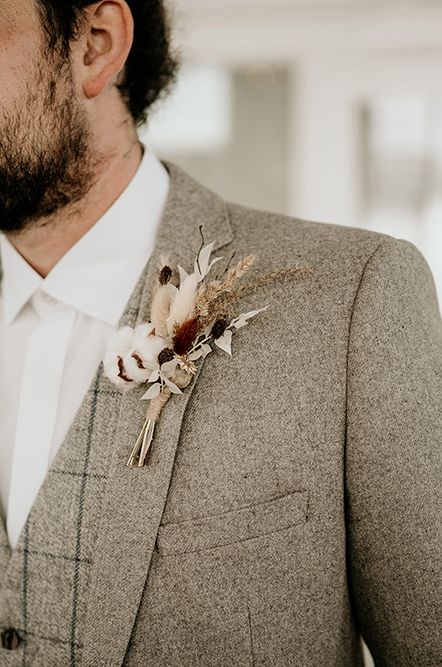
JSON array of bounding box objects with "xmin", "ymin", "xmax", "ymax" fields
[{"xmin": 1, "ymin": 627, "xmax": 22, "ymax": 650}]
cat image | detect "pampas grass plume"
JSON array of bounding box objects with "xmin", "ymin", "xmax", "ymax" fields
[
  {"xmin": 166, "ymin": 273, "xmax": 199, "ymax": 338},
  {"xmin": 150, "ymin": 283, "xmax": 177, "ymax": 338}
]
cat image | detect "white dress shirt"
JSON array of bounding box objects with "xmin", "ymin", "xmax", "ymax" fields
[{"xmin": 0, "ymin": 144, "xmax": 169, "ymax": 549}]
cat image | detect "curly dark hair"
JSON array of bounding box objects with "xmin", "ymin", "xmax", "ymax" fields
[{"xmin": 34, "ymin": 0, "xmax": 180, "ymax": 126}]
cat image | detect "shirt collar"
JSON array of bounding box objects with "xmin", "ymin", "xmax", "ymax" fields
[
  {"xmin": 0, "ymin": 143, "xmax": 170, "ymax": 326},
  {"xmin": 0, "ymin": 235, "xmax": 42, "ymax": 324}
]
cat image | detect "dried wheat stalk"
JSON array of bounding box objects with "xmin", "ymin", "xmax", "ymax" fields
[{"xmin": 196, "ymin": 264, "xmax": 313, "ymax": 330}]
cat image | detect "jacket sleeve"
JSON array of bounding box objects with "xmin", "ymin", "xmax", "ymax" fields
[{"xmin": 345, "ymin": 236, "xmax": 442, "ymax": 666}]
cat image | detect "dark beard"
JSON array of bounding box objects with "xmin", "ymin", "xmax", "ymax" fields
[{"xmin": 0, "ymin": 58, "xmax": 97, "ymax": 234}]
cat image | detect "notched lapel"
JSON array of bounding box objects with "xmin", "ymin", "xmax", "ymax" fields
[{"xmin": 82, "ymin": 161, "xmax": 235, "ymax": 667}]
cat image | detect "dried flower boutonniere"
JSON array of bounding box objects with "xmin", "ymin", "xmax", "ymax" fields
[{"xmin": 103, "ymin": 226, "xmax": 313, "ymax": 467}]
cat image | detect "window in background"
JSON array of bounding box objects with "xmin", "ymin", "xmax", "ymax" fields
[
  {"xmin": 289, "ymin": 55, "xmax": 442, "ymax": 308},
  {"xmin": 141, "ymin": 64, "xmax": 290, "ymax": 215},
  {"xmin": 143, "ymin": 65, "xmax": 233, "ymax": 153},
  {"xmin": 141, "ymin": 58, "xmax": 441, "ymax": 311},
  {"xmin": 361, "ymin": 94, "xmax": 442, "ymax": 305}
]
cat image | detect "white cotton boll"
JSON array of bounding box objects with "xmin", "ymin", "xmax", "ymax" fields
[
  {"xmin": 132, "ymin": 323, "xmax": 168, "ymax": 367},
  {"xmin": 166, "ymin": 272, "xmax": 199, "ymax": 338},
  {"xmin": 103, "ymin": 355, "xmax": 137, "ymax": 390},
  {"xmin": 103, "ymin": 323, "xmax": 171, "ymax": 389},
  {"xmin": 103, "ymin": 326, "xmax": 139, "ymax": 389},
  {"xmin": 104, "ymin": 326, "xmax": 135, "ymax": 358},
  {"xmin": 133, "ymin": 323, "xmax": 155, "ymax": 340},
  {"xmin": 121, "ymin": 351, "xmax": 152, "ymax": 384}
]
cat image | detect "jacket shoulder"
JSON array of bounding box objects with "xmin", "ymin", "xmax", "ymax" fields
[
  {"xmin": 224, "ymin": 200, "xmax": 433, "ymax": 287},
  {"xmin": 226, "ymin": 200, "xmax": 394, "ymax": 259}
]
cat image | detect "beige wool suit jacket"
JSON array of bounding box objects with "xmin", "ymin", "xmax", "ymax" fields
[{"xmin": 0, "ymin": 161, "xmax": 441, "ymax": 667}]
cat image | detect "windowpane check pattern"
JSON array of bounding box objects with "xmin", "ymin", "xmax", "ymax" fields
[{"xmin": 0, "ymin": 290, "xmax": 143, "ymax": 665}]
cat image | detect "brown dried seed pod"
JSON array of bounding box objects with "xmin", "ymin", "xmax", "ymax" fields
[
  {"xmin": 159, "ymin": 265, "xmax": 173, "ymax": 285},
  {"xmin": 158, "ymin": 347, "xmax": 175, "ymax": 366},
  {"xmin": 211, "ymin": 317, "xmax": 228, "ymax": 339}
]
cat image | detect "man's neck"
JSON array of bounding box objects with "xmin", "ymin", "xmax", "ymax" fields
[{"xmin": 4, "ymin": 138, "xmax": 144, "ymax": 279}]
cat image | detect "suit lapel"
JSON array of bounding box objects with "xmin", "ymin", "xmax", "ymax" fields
[{"xmin": 81, "ymin": 161, "xmax": 234, "ymax": 667}]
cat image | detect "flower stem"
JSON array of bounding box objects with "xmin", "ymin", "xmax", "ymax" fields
[{"xmin": 188, "ymin": 333, "xmax": 212, "ymax": 354}]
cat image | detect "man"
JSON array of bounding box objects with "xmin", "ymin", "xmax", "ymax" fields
[{"xmin": 0, "ymin": 1, "xmax": 440, "ymax": 665}]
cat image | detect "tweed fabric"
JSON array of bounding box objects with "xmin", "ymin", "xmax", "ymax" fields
[
  {"xmin": 0, "ymin": 273, "xmax": 146, "ymax": 665},
  {"xmin": 0, "ymin": 161, "xmax": 441, "ymax": 666}
]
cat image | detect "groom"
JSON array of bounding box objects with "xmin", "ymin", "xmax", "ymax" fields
[{"xmin": 0, "ymin": 1, "xmax": 440, "ymax": 665}]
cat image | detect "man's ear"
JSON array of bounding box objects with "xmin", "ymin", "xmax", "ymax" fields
[{"xmin": 82, "ymin": 0, "xmax": 133, "ymax": 99}]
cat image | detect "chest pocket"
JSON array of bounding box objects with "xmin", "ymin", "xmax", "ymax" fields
[{"xmin": 156, "ymin": 488, "xmax": 309, "ymax": 556}]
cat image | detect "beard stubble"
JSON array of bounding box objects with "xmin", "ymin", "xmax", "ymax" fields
[{"xmin": 0, "ymin": 53, "xmax": 99, "ymax": 235}]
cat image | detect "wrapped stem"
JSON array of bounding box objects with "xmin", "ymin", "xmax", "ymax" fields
[
  {"xmin": 127, "ymin": 364, "xmax": 194, "ymax": 467},
  {"xmin": 127, "ymin": 388, "xmax": 172, "ymax": 466}
]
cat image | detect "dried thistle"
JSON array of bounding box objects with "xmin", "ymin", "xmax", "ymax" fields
[
  {"xmin": 211, "ymin": 317, "xmax": 228, "ymax": 339},
  {"xmin": 157, "ymin": 347, "xmax": 175, "ymax": 366},
  {"xmin": 159, "ymin": 265, "xmax": 173, "ymax": 285}
]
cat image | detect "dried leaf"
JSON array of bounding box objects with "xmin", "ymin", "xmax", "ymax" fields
[
  {"xmin": 188, "ymin": 348, "xmax": 204, "ymax": 361},
  {"xmin": 163, "ymin": 376, "xmax": 183, "ymax": 394},
  {"xmin": 231, "ymin": 304, "xmax": 270, "ymax": 329},
  {"xmin": 177, "ymin": 264, "xmax": 189, "ymax": 284},
  {"xmin": 148, "ymin": 368, "xmax": 160, "ymax": 382},
  {"xmin": 201, "ymin": 343, "xmax": 213, "ymax": 357},
  {"xmin": 160, "ymin": 358, "xmax": 178, "ymax": 373},
  {"xmin": 188, "ymin": 341, "xmax": 212, "ymax": 361},
  {"xmin": 141, "ymin": 382, "xmax": 161, "ymax": 400},
  {"xmin": 200, "ymin": 256, "xmax": 224, "ymax": 281},
  {"xmin": 194, "ymin": 241, "xmax": 224, "ymax": 282},
  {"xmin": 214, "ymin": 329, "xmax": 232, "ymax": 355},
  {"xmin": 194, "ymin": 241, "xmax": 215, "ymax": 279}
]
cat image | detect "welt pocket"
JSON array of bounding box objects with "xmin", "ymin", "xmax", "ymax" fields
[{"xmin": 156, "ymin": 489, "xmax": 309, "ymax": 556}]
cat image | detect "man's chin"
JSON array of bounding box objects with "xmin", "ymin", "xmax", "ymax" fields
[{"xmin": 0, "ymin": 199, "xmax": 47, "ymax": 235}]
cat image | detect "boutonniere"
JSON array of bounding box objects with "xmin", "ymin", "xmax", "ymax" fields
[{"xmin": 103, "ymin": 226, "xmax": 313, "ymax": 467}]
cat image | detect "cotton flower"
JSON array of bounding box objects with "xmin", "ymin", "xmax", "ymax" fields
[
  {"xmin": 103, "ymin": 326, "xmax": 138, "ymax": 389},
  {"xmin": 103, "ymin": 323, "xmax": 169, "ymax": 388},
  {"xmin": 129, "ymin": 323, "xmax": 168, "ymax": 380}
]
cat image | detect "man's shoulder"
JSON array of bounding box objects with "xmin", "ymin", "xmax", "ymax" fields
[
  {"xmin": 222, "ymin": 198, "xmax": 437, "ymax": 311},
  {"xmin": 165, "ymin": 162, "xmax": 419, "ymax": 278},
  {"xmin": 224, "ymin": 198, "xmax": 400, "ymax": 271}
]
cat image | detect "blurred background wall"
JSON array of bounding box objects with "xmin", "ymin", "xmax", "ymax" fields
[
  {"xmin": 141, "ymin": 6, "xmax": 442, "ymax": 660},
  {"xmin": 141, "ymin": 0, "xmax": 442, "ymax": 312}
]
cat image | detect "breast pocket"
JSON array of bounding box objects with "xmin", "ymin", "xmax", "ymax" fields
[{"xmin": 156, "ymin": 488, "xmax": 309, "ymax": 556}]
